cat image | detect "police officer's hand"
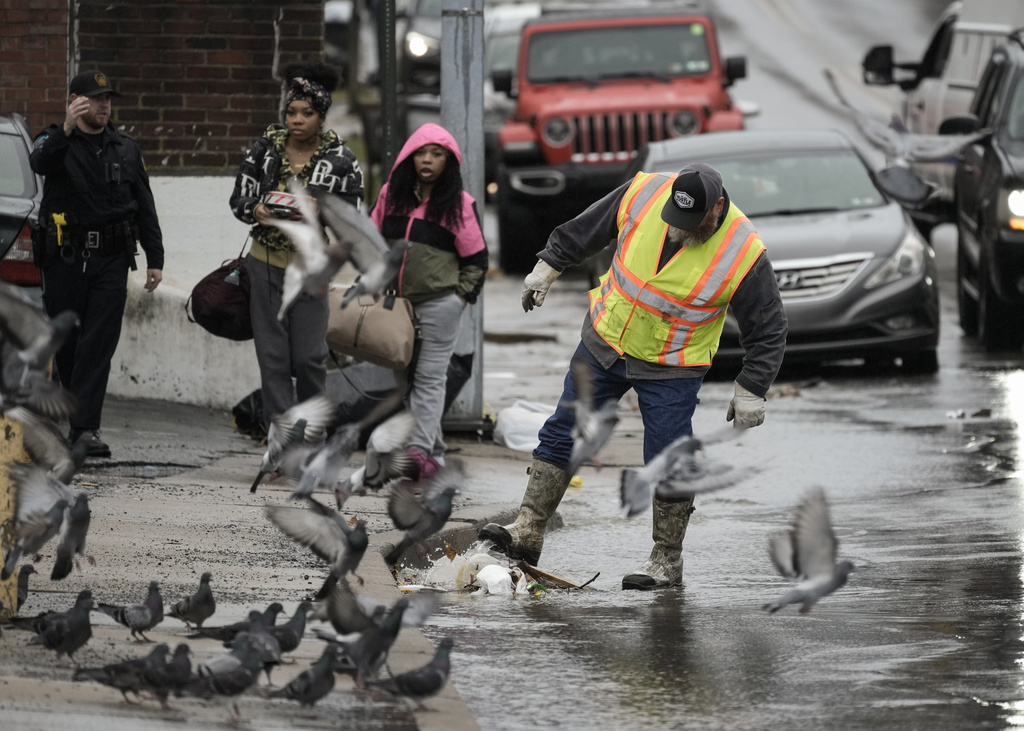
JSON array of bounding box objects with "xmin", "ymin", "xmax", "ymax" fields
[
  {"xmin": 63, "ymin": 96, "xmax": 91, "ymax": 136},
  {"xmin": 726, "ymin": 382, "xmax": 765, "ymax": 429},
  {"xmin": 145, "ymin": 269, "xmax": 162, "ymax": 293},
  {"xmin": 522, "ymin": 260, "xmax": 561, "ymax": 312}
]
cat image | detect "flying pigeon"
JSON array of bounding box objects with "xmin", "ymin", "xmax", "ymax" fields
[
  {"xmin": 96, "ymin": 580, "xmax": 164, "ymax": 642},
  {"xmin": 331, "ymin": 597, "xmax": 409, "ymax": 684},
  {"xmin": 619, "ymin": 428, "xmax": 756, "ymax": 517},
  {"xmin": 267, "ymin": 181, "xmax": 355, "ymax": 320},
  {"xmin": 384, "ymin": 460, "xmax": 463, "ymax": 566},
  {"xmin": 167, "ymin": 572, "xmax": 216, "ymax": 630},
  {"xmin": 72, "ymin": 642, "xmax": 170, "ymax": 703},
  {"xmin": 266, "ymin": 498, "xmax": 368, "ymax": 588},
  {"xmin": 9, "ymin": 406, "xmax": 88, "ymax": 483},
  {"xmin": 323, "ymin": 576, "xmax": 437, "ymax": 637},
  {"xmin": 365, "ymin": 637, "xmax": 454, "ymax": 711},
  {"xmin": 0, "ymin": 281, "xmax": 79, "ymax": 384},
  {"xmin": 267, "ymin": 644, "xmax": 336, "ymax": 707},
  {"xmin": 290, "ymin": 421, "xmax": 362, "ymax": 501},
  {"xmin": 1, "ymin": 462, "xmax": 71, "ymax": 581},
  {"xmin": 762, "ymin": 486, "xmax": 855, "ymax": 614},
  {"xmin": 251, "ymin": 393, "xmax": 337, "ymax": 493},
  {"xmin": 823, "ymin": 67, "xmax": 990, "ymax": 206},
  {"xmin": 566, "ymin": 358, "xmax": 619, "ymax": 475},
  {"xmin": 51, "ymin": 491, "xmax": 94, "ymax": 580},
  {"xmin": 339, "ymin": 409, "xmax": 417, "ymax": 497},
  {"xmin": 12, "ymin": 589, "xmax": 95, "ymax": 666},
  {"xmin": 338, "ymin": 238, "xmax": 411, "ymax": 309}
]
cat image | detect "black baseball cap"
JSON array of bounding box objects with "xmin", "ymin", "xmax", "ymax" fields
[
  {"xmin": 661, "ymin": 163, "xmax": 723, "ymax": 230},
  {"xmin": 69, "ymin": 70, "xmax": 121, "ymax": 98}
]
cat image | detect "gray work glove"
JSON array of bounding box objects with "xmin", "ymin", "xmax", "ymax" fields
[
  {"xmin": 521, "ymin": 260, "xmax": 561, "ymax": 312},
  {"xmin": 726, "ymin": 382, "xmax": 765, "ymax": 429}
]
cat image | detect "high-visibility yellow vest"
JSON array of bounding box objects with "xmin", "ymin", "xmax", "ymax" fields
[{"xmin": 589, "ymin": 171, "xmax": 765, "ymax": 367}]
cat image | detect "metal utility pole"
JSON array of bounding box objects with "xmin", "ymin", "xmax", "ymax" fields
[
  {"xmin": 379, "ymin": 0, "xmax": 399, "ymax": 176},
  {"xmin": 439, "ymin": 0, "xmax": 487, "ymax": 432}
]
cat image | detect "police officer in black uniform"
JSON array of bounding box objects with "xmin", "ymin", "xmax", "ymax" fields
[{"xmin": 30, "ymin": 70, "xmax": 164, "ymax": 458}]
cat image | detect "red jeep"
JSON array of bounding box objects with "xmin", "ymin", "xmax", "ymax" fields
[{"xmin": 493, "ymin": 3, "xmax": 747, "ymax": 272}]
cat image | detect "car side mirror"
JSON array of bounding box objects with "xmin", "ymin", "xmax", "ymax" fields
[
  {"xmin": 724, "ymin": 56, "xmax": 746, "ymax": 88},
  {"xmin": 862, "ymin": 44, "xmax": 894, "ymax": 85},
  {"xmin": 493, "ymin": 69, "xmax": 514, "ymax": 97},
  {"xmin": 939, "ymin": 115, "xmax": 981, "ymax": 136}
]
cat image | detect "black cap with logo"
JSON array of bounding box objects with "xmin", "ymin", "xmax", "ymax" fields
[
  {"xmin": 660, "ymin": 163, "xmax": 724, "ymax": 231},
  {"xmin": 69, "ymin": 70, "xmax": 121, "ymax": 98}
]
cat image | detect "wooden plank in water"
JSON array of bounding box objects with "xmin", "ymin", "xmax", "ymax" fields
[{"xmin": 516, "ymin": 561, "xmax": 598, "ymax": 590}]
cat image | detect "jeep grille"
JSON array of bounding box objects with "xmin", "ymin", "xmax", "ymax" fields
[
  {"xmin": 569, "ymin": 111, "xmax": 683, "ymax": 163},
  {"xmin": 773, "ymin": 254, "xmax": 871, "ymax": 300}
]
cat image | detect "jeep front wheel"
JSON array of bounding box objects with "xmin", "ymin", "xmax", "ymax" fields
[{"xmin": 497, "ymin": 169, "xmax": 549, "ymax": 274}]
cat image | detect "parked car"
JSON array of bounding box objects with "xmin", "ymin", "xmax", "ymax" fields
[
  {"xmin": 944, "ymin": 30, "xmax": 1024, "ymax": 351},
  {"xmin": 590, "ymin": 128, "xmax": 940, "ymax": 373},
  {"xmin": 0, "ymin": 112, "xmax": 43, "ymax": 297},
  {"xmin": 861, "ymin": 0, "xmax": 1024, "ymax": 239},
  {"xmin": 493, "ymin": 1, "xmax": 748, "ymax": 272}
]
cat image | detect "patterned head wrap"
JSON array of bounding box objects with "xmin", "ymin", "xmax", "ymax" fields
[{"xmin": 286, "ymin": 77, "xmax": 332, "ymax": 116}]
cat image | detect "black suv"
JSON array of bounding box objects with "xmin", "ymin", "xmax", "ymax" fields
[{"xmin": 944, "ymin": 30, "xmax": 1024, "ymax": 351}]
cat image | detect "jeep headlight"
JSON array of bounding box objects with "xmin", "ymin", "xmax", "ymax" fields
[
  {"xmin": 1001, "ymin": 187, "xmax": 1024, "ymax": 230},
  {"xmin": 865, "ymin": 232, "xmax": 930, "ymax": 289},
  {"xmin": 670, "ymin": 110, "xmax": 700, "ymax": 137},
  {"xmin": 542, "ymin": 117, "xmax": 573, "ymax": 147},
  {"xmin": 406, "ymin": 31, "xmax": 440, "ymax": 58}
]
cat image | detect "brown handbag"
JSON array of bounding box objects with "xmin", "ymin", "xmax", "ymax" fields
[{"xmin": 326, "ymin": 286, "xmax": 420, "ymax": 370}]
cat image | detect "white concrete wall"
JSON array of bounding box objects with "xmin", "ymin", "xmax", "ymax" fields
[{"xmin": 110, "ymin": 176, "xmax": 262, "ymax": 409}]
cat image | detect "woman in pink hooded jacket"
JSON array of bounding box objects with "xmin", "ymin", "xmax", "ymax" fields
[{"xmin": 370, "ymin": 123, "xmax": 489, "ymax": 478}]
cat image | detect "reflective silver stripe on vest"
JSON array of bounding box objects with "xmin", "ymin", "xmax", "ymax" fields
[
  {"xmin": 619, "ymin": 173, "xmax": 673, "ymax": 246},
  {"xmin": 608, "ymin": 257, "xmax": 723, "ymax": 324},
  {"xmin": 688, "ymin": 216, "xmax": 758, "ymax": 306}
]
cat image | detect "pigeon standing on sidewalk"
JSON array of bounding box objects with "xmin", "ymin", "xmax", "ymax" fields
[
  {"xmin": 13, "ymin": 589, "xmax": 95, "ymax": 666},
  {"xmin": 167, "ymin": 572, "xmax": 216, "ymax": 630},
  {"xmin": 267, "ymin": 643, "xmax": 336, "ymax": 707},
  {"xmin": 181, "ymin": 631, "xmax": 264, "ymax": 724},
  {"xmin": 51, "ymin": 491, "xmax": 94, "ymax": 580},
  {"xmin": 189, "ymin": 602, "xmax": 284, "ymax": 643},
  {"xmin": 72, "ymin": 642, "xmax": 170, "ymax": 703},
  {"xmin": 269, "ymin": 601, "xmax": 312, "ymax": 656},
  {"xmin": 141, "ymin": 642, "xmax": 192, "ymax": 710},
  {"xmin": 333, "ymin": 597, "xmax": 409, "ymax": 684},
  {"xmin": 384, "ymin": 461, "xmax": 463, "ymax": 566},
  {"xmin": 1, "ymin": 462, "xmax": 71, "ymax": 581},
  {"xmin": 97, "ymin": 580, "xmax": 164, "ymax": 642},
  {"xmin": 763, "ymin": 486, "xmax": 855, "ymax": 614},
  {"xmin": 365, "ymin": 637, "xmax": 454, "ymax": 711}
]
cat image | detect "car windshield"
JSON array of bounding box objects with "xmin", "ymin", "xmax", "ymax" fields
[
  {"xmin": 0, "ymin": 132, "xmax": 33, "ymax": 198},
  {"xmin": 525, "ymin": 22, "xmax": 711, "ymax": 83},
  {"xmin": 679, "ymin": 150, "xmax": 886, "ymax": 217}
]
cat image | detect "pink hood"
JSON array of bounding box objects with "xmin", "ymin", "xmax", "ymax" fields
[{"xmin": 390, "ymin": 123, "xmax": 463, "ymax": 174}]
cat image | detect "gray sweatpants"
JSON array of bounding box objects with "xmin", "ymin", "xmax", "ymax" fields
[
  {"xmin": 246, "ymin": 253, "xmax": 329, "ymax": 427},
  {"xmin": 408, "ymin": 293, "xmax": 464, "ymax": 458}
]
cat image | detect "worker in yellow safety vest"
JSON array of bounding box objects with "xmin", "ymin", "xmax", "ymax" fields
[{"xmin": 480, "ymin": 163, "xmax": 788, "ymax": 589}]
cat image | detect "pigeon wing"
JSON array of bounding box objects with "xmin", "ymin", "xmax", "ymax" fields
[{"xmin": 791, "ymin": 487, "xmax": 838, "ymax": 580}]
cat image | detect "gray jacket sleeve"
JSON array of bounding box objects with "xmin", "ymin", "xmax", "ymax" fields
[
  {"xmin": 537, "ymin": 182, "xmax": 630, "ymax": 272},
  {"xmin": 728, "ymin": 251, "xmax": 788, "ymax": 397}
]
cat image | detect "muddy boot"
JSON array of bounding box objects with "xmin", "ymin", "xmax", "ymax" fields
[
  {"xmin": 621, "ymin": 496, "xmax": 695, "ymax": 590},
  {"xmin": 478, "ymin": 459, "xmax": 571, "ymax": 565}
]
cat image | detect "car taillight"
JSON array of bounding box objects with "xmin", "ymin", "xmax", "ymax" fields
[{"xmin": 0, "ymin": 223, "xmax": 42, "ymax": 286}]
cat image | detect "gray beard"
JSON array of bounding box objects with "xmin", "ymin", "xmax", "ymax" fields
[{"xmin": 667, "ymin": 226, "xmax": 707, "ymax": 248}]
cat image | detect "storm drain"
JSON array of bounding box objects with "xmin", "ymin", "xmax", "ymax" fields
[{"xmin": 78, "ymin": 461, "xmax": 196, "ymax": 479}]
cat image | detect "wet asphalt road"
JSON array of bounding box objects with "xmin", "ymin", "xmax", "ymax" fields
[{"xmin": 415, "ymin": 1, "xmax": 1024, "ymax": 729}]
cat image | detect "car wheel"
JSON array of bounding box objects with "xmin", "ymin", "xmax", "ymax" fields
[
  {"xmin": 956, "ymin": 225, "xmax": 978, "ymax": 337},
  {"xmin": 978, "ymin": 253, "xmax": 1024, "ymax": 351},
  {"xmin": 497, "ymin": 168, "xmax": 548, "ymax": 274},
  {"xmin": 898, "ymin": 350, "xmax": 939, "ymax": 374}
]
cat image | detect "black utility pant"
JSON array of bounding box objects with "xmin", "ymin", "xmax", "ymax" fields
[{"xmin": 42, "ymin": 248, "xmax": 130, "ymax": 433}]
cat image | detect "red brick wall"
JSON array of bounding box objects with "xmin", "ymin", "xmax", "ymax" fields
[{"xmin": 0, "ymin": 0, "xmax": 327, "ymax": 173}]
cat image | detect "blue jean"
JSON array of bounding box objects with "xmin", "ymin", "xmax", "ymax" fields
[{"xmin": 534, "ymin": 342, "xmax": 702, "ymax": 468}]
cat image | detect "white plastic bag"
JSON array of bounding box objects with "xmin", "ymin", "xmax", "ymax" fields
[{"xmin": 493, "ymin": 400, "xmax": 556, "ymax": 452}]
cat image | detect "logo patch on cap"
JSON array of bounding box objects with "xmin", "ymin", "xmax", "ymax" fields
[
  {"xmin": 94, "ymin": 74, "xmax": 108, "ymax": 88},
  {"xmin": 673, "ymin": 191, "xmax": 695, "ymax": 209}
]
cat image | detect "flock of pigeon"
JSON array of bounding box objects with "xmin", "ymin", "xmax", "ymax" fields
[{"xmin": 0, "ymin": 184, "xmax": 856, "ymax": 723}]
